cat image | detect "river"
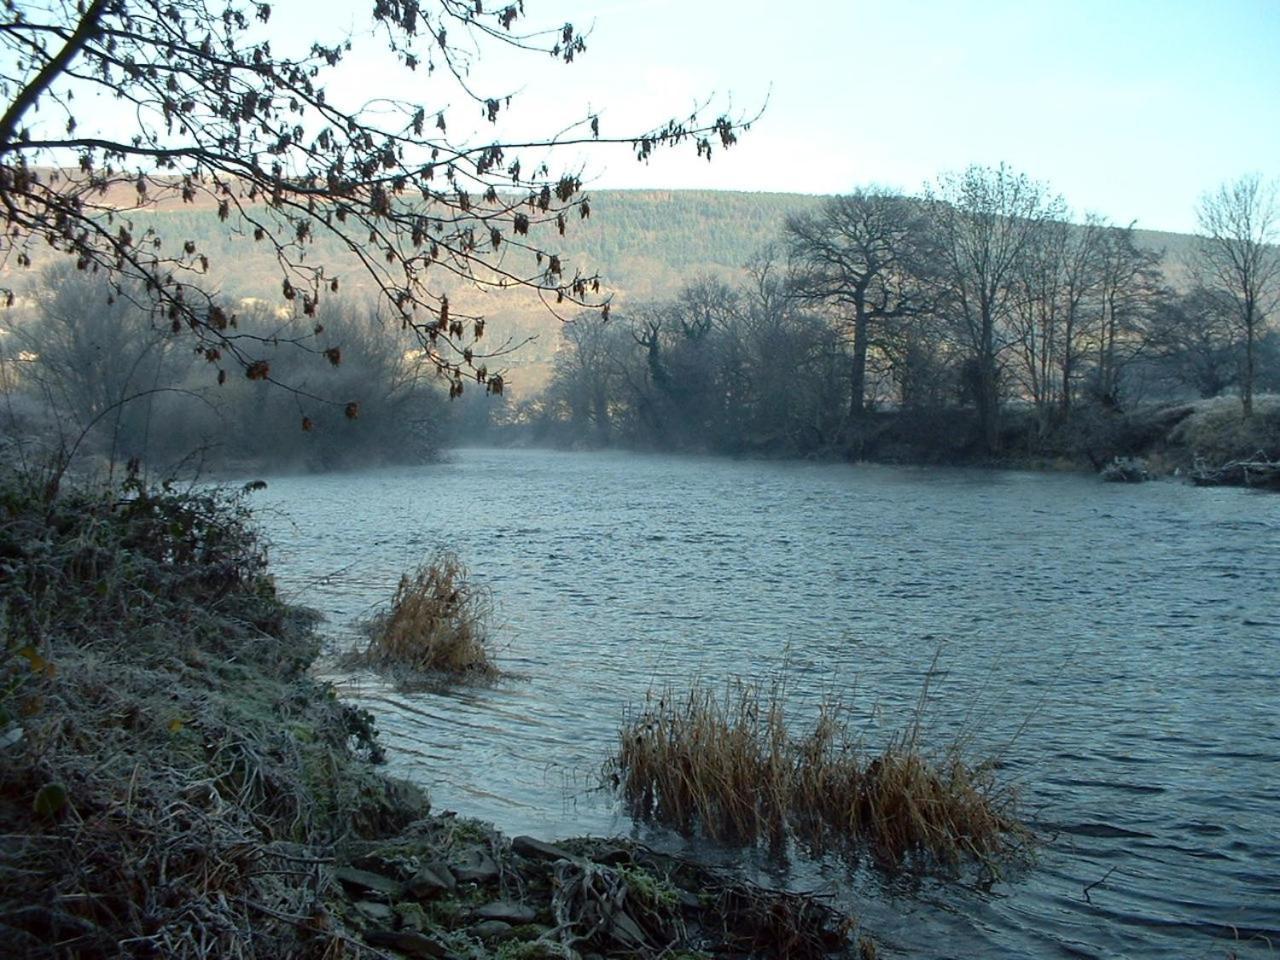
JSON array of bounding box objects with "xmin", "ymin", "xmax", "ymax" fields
[{"xmin": 254, "ymin": 447, "xmax": 1279, "ymax": 959}]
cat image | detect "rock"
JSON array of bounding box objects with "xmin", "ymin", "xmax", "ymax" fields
[
  {"xmin": 335, "ymin": 866, "xmax": 405, "ymax": 899},
  {"xmin": 609, "ymin": 910, "xmax": 648, "ymax": 948},
  {"xmin": 675, "ymin": 887, "xmax": 702, "ymax": 911},
  {"xmin": 351, "ymin": 853, "xmax": 413, "ymax": 880},
  {"xmin": 353, "ymin": 901, "xmax": 394, "ymax": 923},
  {"xmin": 1100, "ymin": 456, "xmax": 1150, "ymax": 483},
  {"xmin": 512, "ymin": 924, "xmax": 553, "ymax": 942},
  {"xmin": 471, "ymin": 901, "xmax": 537, "ymax": 924},
  {"xmin": 468, "ymin": 919, "xmax": 514, "ymax": 941},
  {"xmin": 406, "ymin": 862, "xmax": 456, "ymax": 899},
  {"xmin": 394, "ymin": 902, "xmax": 430, "ymax": 932},
  {"xmin": 591, "ymin": 846, "xmax": 631, "ymax": 866},
  {"xmin": 511, "ymin": 835, "xmax": 574, "ymax": 862},
  {"xmin": 364, "ymin": 929, "xmax": 449, "ymax": 958},
  {"xmin": 451, "ymin": 848, "xmax": 499, "ymax": 883}
]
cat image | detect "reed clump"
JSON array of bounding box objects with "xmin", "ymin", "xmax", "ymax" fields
[
  {"xmin": 610, "ymin": 677, "xmax": 1026, "ymax": 869},
  {"xmin": 361, "ymin": 551, "xmax": 496, "ymax": 677}
]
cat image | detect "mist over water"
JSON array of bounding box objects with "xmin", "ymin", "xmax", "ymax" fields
[{"xmin": 256, "ymin": 447, "xmax": 1280, "ymax": 959}]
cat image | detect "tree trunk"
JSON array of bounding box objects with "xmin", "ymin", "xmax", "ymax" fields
[
  {"xmin": 848, "ymin": 307, "xmax": 869, "ymax": 418},
  {"xmin": 979, "ymin": 310, "xmax": 999, "ymax": 452},
  {"xmin": 1243, "ymin": 309, "xmax": 1255, "ymax": 418},
  {"xmin": 1061, "ymin": 314, "xmax": 1074, "ymax": 418}
]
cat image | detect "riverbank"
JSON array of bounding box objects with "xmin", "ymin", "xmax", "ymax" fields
[
  {"xmin": 775, "ymin": 395, "xmax": 1280, "ymax": 480},
  {"xmin": 0, "ymin": 470, "xmax": 866, "ymax": 958},
  {"xmin": 509, "ymin": 394, "xmax": 1280, "ymax": 484}
]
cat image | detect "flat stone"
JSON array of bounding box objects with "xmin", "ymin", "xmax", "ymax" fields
[
  {"xmin": 591, "ymin": 846, "xmax": 631, "ymax": 866},
  {"xmin": 471, "ymin": 901, "xmax": 537, "ymax": 924},
  {"xmin": 335, "ymin": 866, "xmax": 405, "ymax": 899},
  {"xmin": 352, "ymin": 853, "xmax": 412, "ymax": 879},
  {"xmin": 407, "ymin": 862, "xmax": 456, "ymax": 899},
  {"xmin": 610, "ymin": 910, "xmax": 648, "ymax": 948},
  {"xmin": 451, "ymin": 848, "xmax": 499, "ymax": 883},
  {"xmin": 468, "ymin": 919, "xmax": 514, "ymax": 941},
  {"xmin": 512, "ymin": 924, "xmax": 553, "ymax": 942},
  {"xmin": 394, "ymin": 902, "xmax": 430, "ymax": 932},
  {"xmin": 353, "ymin": 901, "xmax": 394, "ymax": 923},
  {"xmin": 364, "ymin": 929, "xmax": 449, "ymax": 958},
  {"xmin": 511, "ymin": 835, "xmax": 574, "ymax": 862}
]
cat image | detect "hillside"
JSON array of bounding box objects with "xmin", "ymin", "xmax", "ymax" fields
[{"xmin": 2, "ymin": 188, "xmax": 1201, "ymax": 395}]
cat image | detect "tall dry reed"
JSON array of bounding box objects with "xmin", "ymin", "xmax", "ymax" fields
[
  {"xmin": 609, "ymin": 675, "xmax": 1026, "ymax": 869},
  {"xmin": 361, "ymin": 551, "xmax": 496, "ymax": 676}
]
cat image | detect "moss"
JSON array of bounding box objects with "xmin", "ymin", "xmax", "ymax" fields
[
  {"xmin": 618, "ymin": 863, "xmax": 680, "ymax": 912},
  {"xmin": 424, "ymin": 896, "xmax": 465, "ymax": 927},
  {"xmin": 439, "ymin": 815, "xmax": 502, "ymax": 850},
  {"xmin": 492, "ymin": 941, "xmax": 574, "ymax": 960}
]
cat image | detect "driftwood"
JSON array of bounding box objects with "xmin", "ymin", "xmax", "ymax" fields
[
  {"xmin": 1100, "ymin": 457, "xmax": 1150, "ymax": 483},
  {"xmin": 1191, "ymin": 454, "xmax": 1280, "ymax": 490}
]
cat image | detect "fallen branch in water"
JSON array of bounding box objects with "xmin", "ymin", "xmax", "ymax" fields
[
  {"xmin": 1082, "ymin": 865, "xmax": 1119, "ymax": 904},
  {"xmin": 1191, "ymin": 453, "xmax": 1280, "ymax": 490}
]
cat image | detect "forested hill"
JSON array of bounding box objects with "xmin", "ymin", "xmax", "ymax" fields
[
  {"xmin": 550, "ymin": 190, "xmax": 823, "ymax": 296},
  {"xmin": 4, "ymin": 187, "xmax": 1201, "ymax": 394},
  {"xmin": 463, "ymin": 189, "xmax": 1196, "ymax": 301},
  {"xmin": 8, "ymin": 184, "xmax": 1197, "ymax": 302}
]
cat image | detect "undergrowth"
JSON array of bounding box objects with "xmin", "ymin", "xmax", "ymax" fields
[
  {"xmin": 0, "ymin": 467, "xmax": 426, "ymax": 958},
  {"xmin": 608, "ymin": 671, "xmax": 1028, "ymax": 871},
  {"xmin": 1169, "ymin": 393, "xmax": 1280, "ymax": 464}
]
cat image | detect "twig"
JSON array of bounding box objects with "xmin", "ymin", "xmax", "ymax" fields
[
  {"xmin": 239, "ymin": 899, "xmax": 400, "ymax": 960},
  {"xmin": 1082, "ymin": 865, "xmax": 1118, "ymax": 903}
]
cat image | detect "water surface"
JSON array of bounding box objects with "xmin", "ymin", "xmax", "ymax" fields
[{"xmin": 256, "ymin": 448, "xmax": 1280, "ymax": 959}]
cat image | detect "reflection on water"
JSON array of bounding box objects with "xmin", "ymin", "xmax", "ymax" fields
[{"xmin": 255, "ymin": 448, "xmax": 1280, "ymax": 959}]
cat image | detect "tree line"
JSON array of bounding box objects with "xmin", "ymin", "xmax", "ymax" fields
[
  {"xmin": 1, "ymin": 265, "xmax": 447, "ymax": 473},
  {"xmin": 530, "ymin": 165, "xmax": 1280, "ymax": 460}
]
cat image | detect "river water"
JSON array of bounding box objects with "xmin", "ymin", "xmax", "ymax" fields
[{"xmin": 254, "ymin": 447, "xmax": 1279, "ymax": 959}]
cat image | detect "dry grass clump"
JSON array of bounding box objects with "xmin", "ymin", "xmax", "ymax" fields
[
  {"xmin": 609, "ymin": 676, "xmax": 1026, "ymax": 870},
  {"xmin": 360, "ymin": 551, "xmax": 496, "ymax": 677}
]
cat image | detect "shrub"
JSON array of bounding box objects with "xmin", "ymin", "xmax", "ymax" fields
[
  {"xmin": 361, "ymin": 552, "xmax": 496, "ymax": 677},
  {"xmin": 1169, "ymin": 394, "xmax": 1280, "ymax": 464},
  {"xmin": 608, "ymin": 674, "xmax": 1026, "ymax": 870}
]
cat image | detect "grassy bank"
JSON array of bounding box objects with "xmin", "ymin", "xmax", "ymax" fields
[
  {"xmin": 0, "ymin": 471, "xmax": 427, "ymax": 956},
  {"xmin": 840, "ymin": 394, "xmax": 1280, "ymax": 478},
  {"xmin": 0, "ymin": 471, "xmax": 868, "ymax": 958}
]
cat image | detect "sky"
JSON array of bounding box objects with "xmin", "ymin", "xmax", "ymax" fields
[
  {"xmin": 306, "ymin": 0, "xmax": 1280, "ymax": 235},
  {"xmin": 52, "ymin": 0, "xmax": 1280, "ymax": 235}
]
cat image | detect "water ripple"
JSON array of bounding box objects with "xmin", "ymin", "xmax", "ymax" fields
[{"xmin": 258, "ymin": 448, "xmax": 1280, "ymax": 959}]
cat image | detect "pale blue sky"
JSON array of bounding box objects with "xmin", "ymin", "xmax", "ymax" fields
[
  {"xmin": 105, "ymin": 1, "xmax": 1280, "ymax": 234},
  {"xmin": 483, "ymin": 0, "xmax": 1280, "ymax": 234}
]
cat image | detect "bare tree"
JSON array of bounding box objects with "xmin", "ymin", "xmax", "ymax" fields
[
  {"xmin": 1087, "ymin": 223, "xmax": 1164, "ymax": 408},
  {"xmin": 1010, "ymin": 214, "xmax": 1107, "ymax": 419},
  {"xmin": 785, "ymin": 188, "xmax": 928, "ymax": 418},
  {"xmin": 5, "ymin": 262, "xmax": 191, "ymax": 463},
  {"xmin": 1147, "ymin": 286, "xmax": 1240, "ymax": 399},
  {"xmin": 549, "ymin": 310, "xmax": 627, "ymax": 444},
  {"xmin": 1010, "ymin": 217, "xmax": 1070, "ymax": 415},
  {"xmin": 1194, "ymin": 175, "xmax": 1280, "ymax": 417},
  {"xmin": 0, "ymin": 0, "xmax": 747, "ymax": 423},
  {"xmin": 924, "ymin": 164, "xmax": 1060, "ymax": 450}
]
